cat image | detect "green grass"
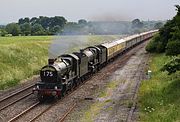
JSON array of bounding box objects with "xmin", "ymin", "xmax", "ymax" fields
[
  {"xmin": 138, "ymin": 54, "xmax": 180, "ymax": 122},
  {"xmin": 0, "ymin": 36, "xmax": 52, "ymax": 89},
  {"xmin": 0, "ymin": 35, "xmax": 122, "ymax": 90}
]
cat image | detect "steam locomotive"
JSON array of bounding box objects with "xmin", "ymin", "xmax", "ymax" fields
[{"xmin": 33, "ymin": 30, "xmax": 158, "ymax": 101}]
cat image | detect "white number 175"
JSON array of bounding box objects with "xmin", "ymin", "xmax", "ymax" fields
[{"xmin": 44, "ymin": 71, "xmax": 53, "ymax": 77}]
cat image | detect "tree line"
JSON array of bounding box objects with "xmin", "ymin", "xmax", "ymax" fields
[
  {"xmin": 146, "ymin": 5, "xmax": 180, "ymax": 74},
  {"xmin": 0, "ymin": 16, "xmax": 163, "ymax": 36},
  {"xmin": 0, "ymin": 16, "xmax": 67, "ymax": 36}
]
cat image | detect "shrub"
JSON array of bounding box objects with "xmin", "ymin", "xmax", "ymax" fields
[
  {"xmin": 161, "ymin": 56, "xmax": 180, "ymax": 75},
  {"xmin": 166, "ymin": 40, "xmax": 180, "ymax": 56},
  {"xmin": 146, "ymin": 34, "xmax": 165, "ymax": 53},
  {"xmin": 146, "ymin": 39, "xmax": 157, "ymax": 53}
]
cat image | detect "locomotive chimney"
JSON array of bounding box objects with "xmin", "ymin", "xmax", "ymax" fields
[
  {"xmin": 80, "ymin": 49, "xmax": 84, "ymax": 53},
  {"xmin": 48, "ymin": 59, "xmax": 55, "ymax": 65}
]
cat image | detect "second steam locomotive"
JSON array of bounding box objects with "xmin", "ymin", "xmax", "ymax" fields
[{"xmin": 33, "ymin": 30, "xmax": 158, "ymax": 101}]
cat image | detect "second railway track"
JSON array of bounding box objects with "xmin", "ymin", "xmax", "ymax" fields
[{"xmin": 0, "ymin": 84, "xmax": 34, "ymax": 111}]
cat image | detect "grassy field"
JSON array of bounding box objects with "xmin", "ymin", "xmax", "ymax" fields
[
  {"xmin": 0, "ymin": 35, "xmax": 122, "ymax": 90},
  {"xmin": 0, "ymin": 36, "xmax": 52, "ymax": 89},
  {"xmin": 138, "ymin": 54, "xmax": 180, "ymax": 122}
]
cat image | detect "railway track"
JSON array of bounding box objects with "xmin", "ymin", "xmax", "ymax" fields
[
  {"xmin": 6, "ymin": 75, "xmax": 91, "ymax": 122},
  {"xmin": 8, "ymin": 102, "xmax": 40, "ymax": 122},
  {"xmin": 126, "ymin": 52, "xmax": 150, "ymax": 122},
  {"xmin": 58, "ymin": 103, "xmax": 77, "ymax": 122},
  {"xmin": 0, "ymin": 84, "xmax": 34, "ymax": 111},
  {"xmin": 0, "ymin": 92, "xmax": 32, "ymax": 111}
]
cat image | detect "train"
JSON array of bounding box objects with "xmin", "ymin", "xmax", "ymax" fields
[{"xmin": 33, "ymin": 30, "xmax": 158, "ymax": 101}]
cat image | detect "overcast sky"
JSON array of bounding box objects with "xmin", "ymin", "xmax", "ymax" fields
[{"xmin": 0, "ymin": 0, "xmax": 179, "ymax": 24}]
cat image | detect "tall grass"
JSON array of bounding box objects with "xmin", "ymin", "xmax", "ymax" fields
[
  {"xmin": 138, "ymin": 54, "xmax": 180, "ymax": 122},
  {"xmin": 0, "ymin": 36, "xmax": 52, "ymax": 89}
]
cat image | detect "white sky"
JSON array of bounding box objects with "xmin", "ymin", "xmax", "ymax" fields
[{"xmin": 0, "ymin": 0, "xmax": 179, "ymax": 24}]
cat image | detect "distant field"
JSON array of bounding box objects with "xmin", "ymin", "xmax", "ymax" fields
[
  {"xmin": 0, "ymin": 35, "xmax": 123, "ymax": 90},
  {"xmin": 139, "ymin": 54, "xmax": 180, "ymax": 121}
]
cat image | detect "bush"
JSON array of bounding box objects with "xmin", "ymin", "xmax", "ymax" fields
[
  {"xmin": 146, "ymin": 34, "xmax": 165, "ymax": 53},
  {"xmin": 166, "ymin": 40, "xmax": 180, "ymax": 56},
  {"xmin": 6, "ymin": 23, "xmax": 21, "ymax": 36},
  {"xmin": 146, "ymin": 39, "xmax": 157, "ymax": 53},
  {"xmin": 0, "ymin": 29, "xmax": 8, "ymax": 37},
  {"xmin": 161, "ymin": 56, "xmax": 180, "ymax": 75}
]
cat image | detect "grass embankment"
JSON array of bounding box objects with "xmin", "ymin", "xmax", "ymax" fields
[
  {"xmin": 139, "ymin": 54, "xmax": 180, "ymax": 122},
  {"xmin": 0, "ymin": 36, "xmax": 52, "ymax": 89},
  {"xmin": 0, "ymin": 35, "xmax": 122, "ymax": 90}
]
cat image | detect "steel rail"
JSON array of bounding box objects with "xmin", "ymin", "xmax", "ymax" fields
[
  {"xmin": 7, "ymin": 102, "xmax": 40, "ymax": 122},
  {"xmin": 0, "ymin": 92, "xmax": 33, "ymax": 111},
  {"xmin": 0, "ymin": 84, "xmax": 34, "ymax": 103}
]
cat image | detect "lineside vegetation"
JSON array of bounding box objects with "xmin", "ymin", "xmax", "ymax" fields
[
  {"xmin": 139, "ymin": 5, "xmax": 180, "ymax": 121},
  {"xmin": 139, "ymin": 54, "xmax": 180, "ymax": 121}
]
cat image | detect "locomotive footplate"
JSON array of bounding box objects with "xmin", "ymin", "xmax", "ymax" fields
[{"xmin": 33, "ymin": 89, "xmax": 61, "ymax": 96}]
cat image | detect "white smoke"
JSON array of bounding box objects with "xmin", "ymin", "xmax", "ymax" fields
[{"xmin": 48, "ymin": 35, "xmax": 89, "ymax": 59}]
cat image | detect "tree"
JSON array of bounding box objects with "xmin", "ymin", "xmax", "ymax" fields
[
  {"xmin": 166, "ymin": 41, "xmax": 180, "ymax": 55},
  {"xmin": 38, "ymin": 16, "xmax": 50, "ymax": 29},
  {"xmin": 30, "ymin": 17, "xmax": 38, "ymax": 25},
  {"xmin": 31, "ymin": 23, "xmax": 45, "ymax": 35},
  {"xmin": 49, "ymin": 16, "xmax": 67, "ymax": 28},
  {"xmin": 29, "ymin": 16, "xmax": 67, "ymax": 35},
  {"xmin": 146, "ymin": 5, "xmax": 180, "ymax": 75},
  {"xmin": 24, "ymin": 17, "xmax": 30, "ymax": 23},
  {"xmin": 145, "ymin": 34, "xmax": 164, "ymax": 53},
  {"xmin": 20, "ymin": 22, "xmax": 31, "ymax": 36},
  {"xmin": 146, "ymin": 5, "xmax": 180, "ymax": 54},
  {"xmin": 5, "ymin": 23, "xmax": 21, "ymax": 36},
  {"xmin": 154, "ymin": 22, "xmax": 164, "ymax": 29},
  {"xmin": 18, "ymin": 18, "xmax": 24, "ymax": 25},
  {"xmin": 0, "ymin": 29, "xmax": 8, "ymax": 36},
  {"xmin": 175, "ymin": 5, "xmax": 180, "ymax": 15},
  {"xmin": 63, "ymin": 22, "xmax": 79, "ymax": 35},
  {"xmin": 132, "ymin": 19, "xmax": 143, "ymax": 28},
  {"xmin": 51, "ymin": 25, "xmax": 62, "ymax": 34},
  {"xmin": 164, "ymin": 5, "xmax": 180, "ymax": 56},
  {"xmin": 18, "ymin": 17, "xmax": 30, "ymax": 25},
  {"xmin": 78, "ymin": 19, "xmax": 87, "ymax": 25}
]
